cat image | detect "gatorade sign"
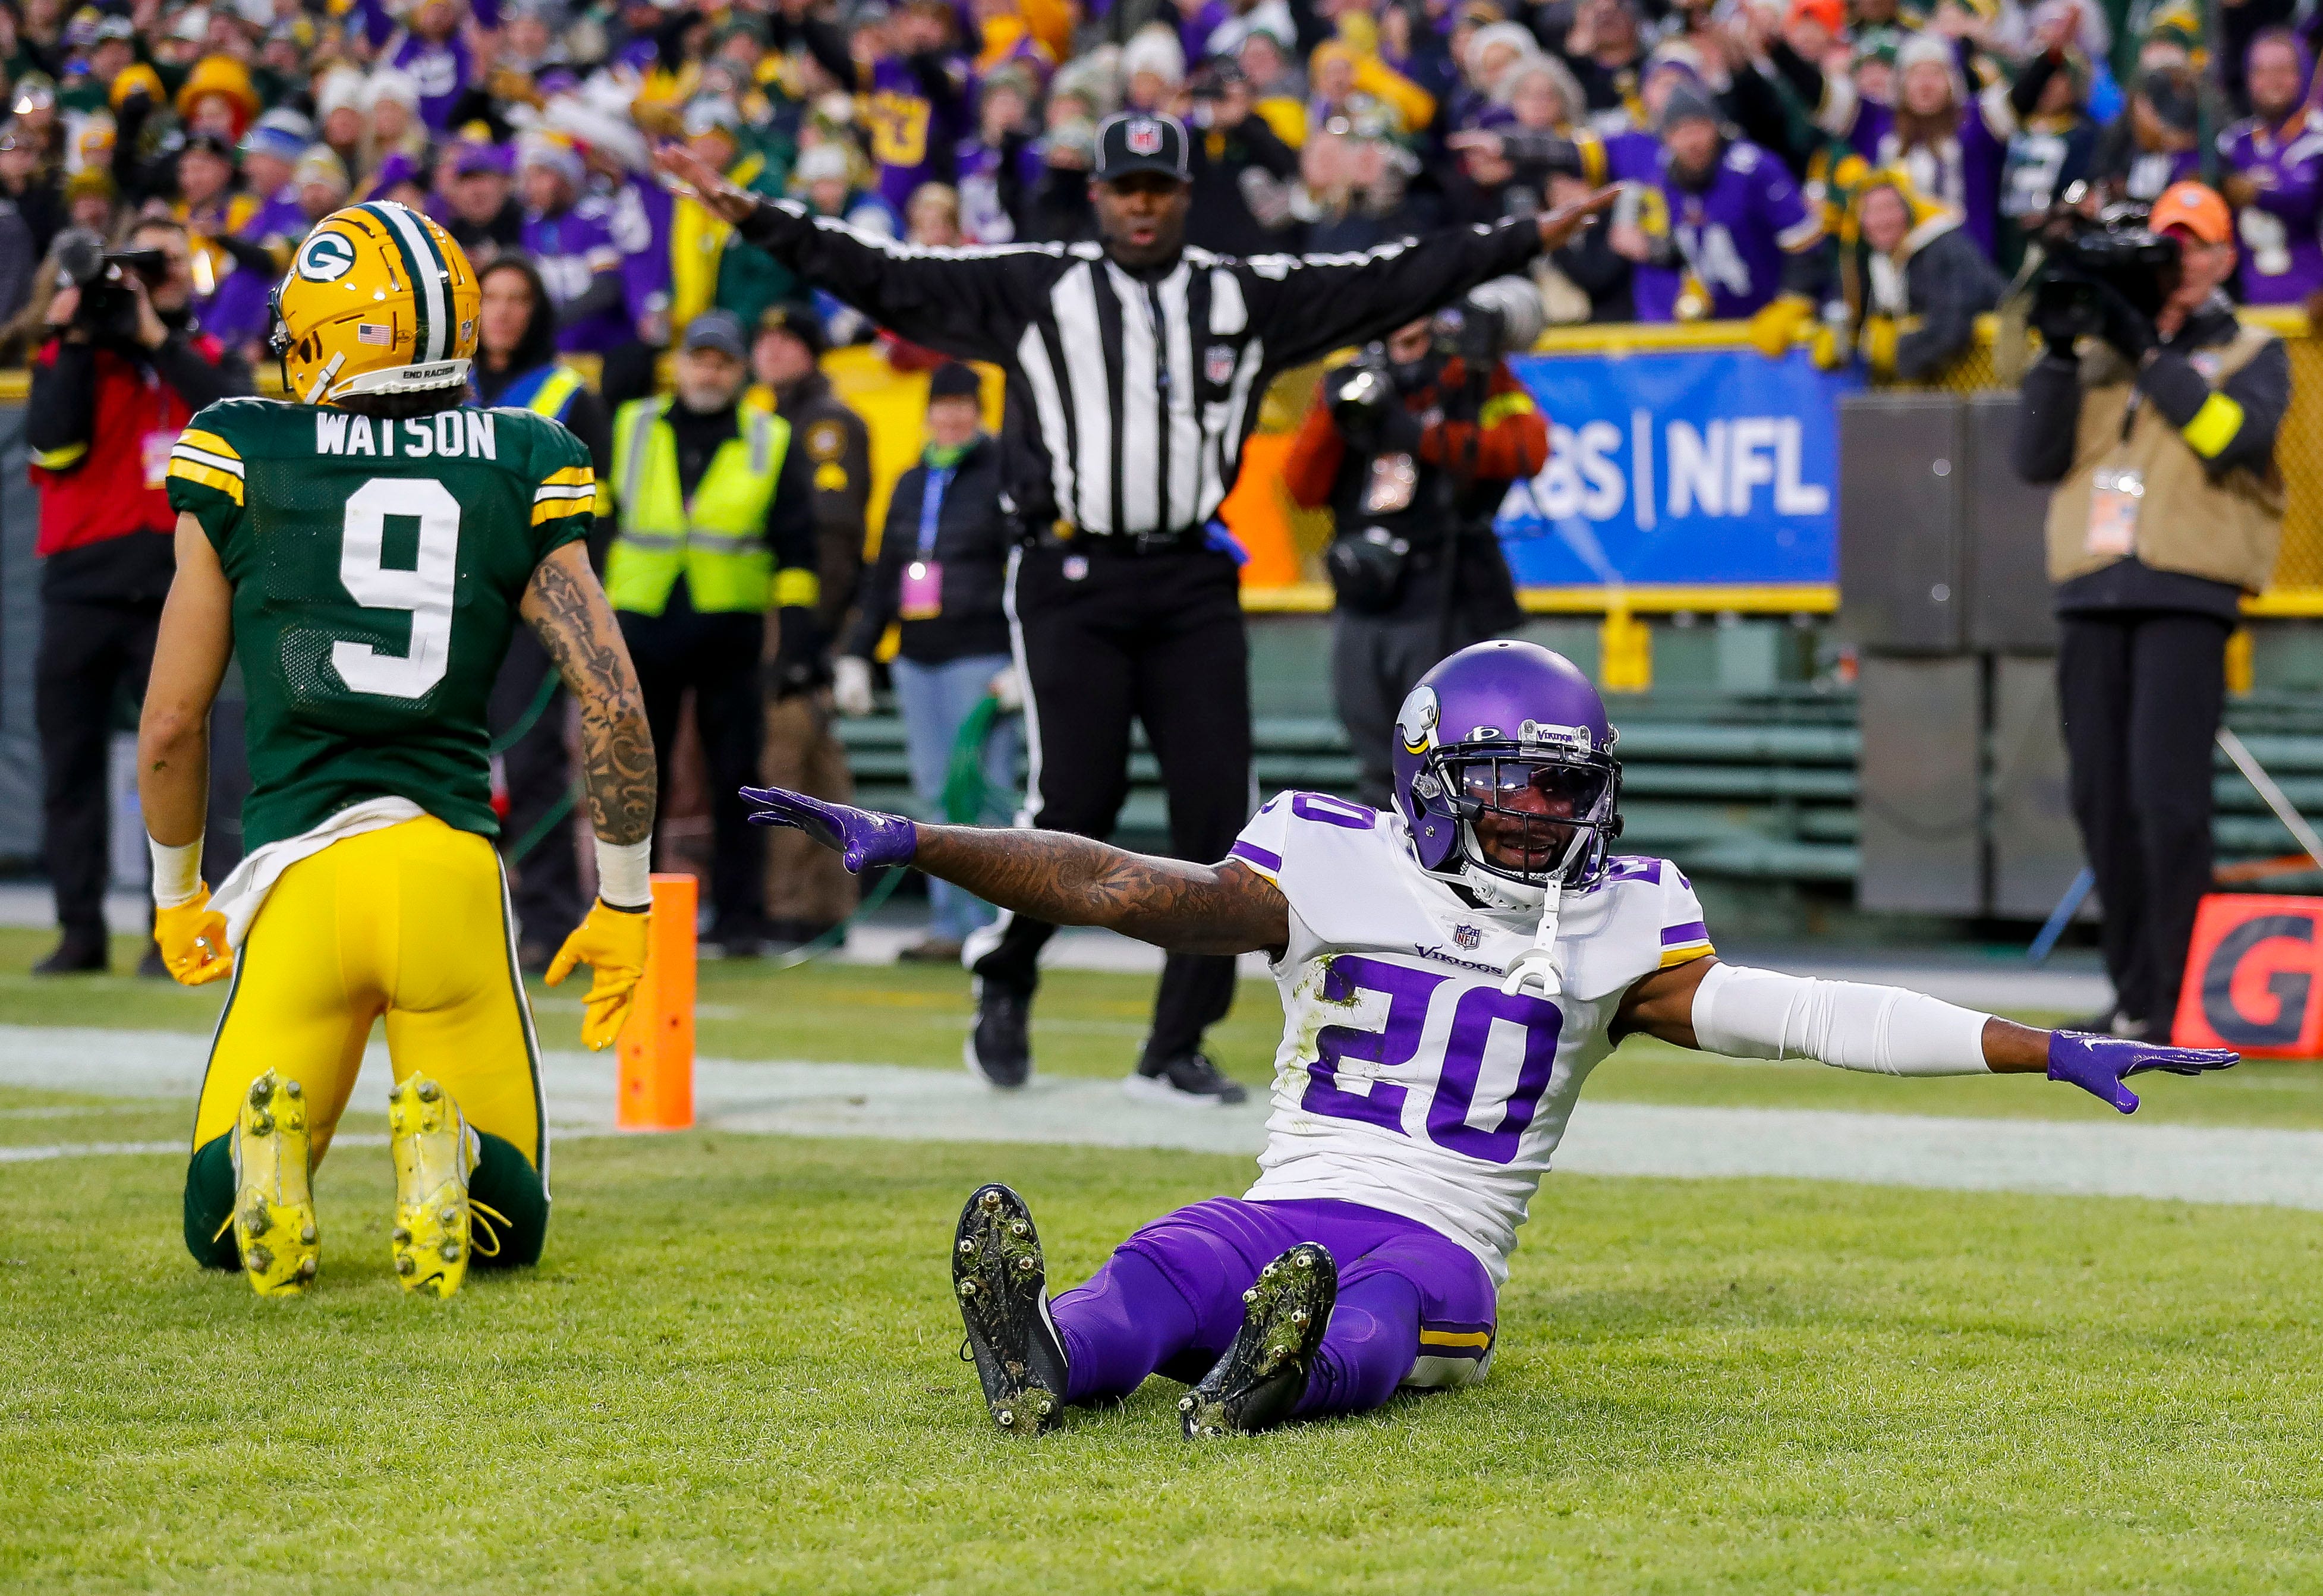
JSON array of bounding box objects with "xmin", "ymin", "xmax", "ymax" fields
[{"xmin": 2171, "ymin": 894, "xmax": 2323, "ymax": 1056}]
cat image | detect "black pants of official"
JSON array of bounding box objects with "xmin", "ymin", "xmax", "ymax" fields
[
  {"xmin": 972, "ymin": 542, "xmax": 1252, "ymax": 1069},
  {"xmin": 488, "ymin": 627, "xmax": 584, "ymax": 957},
  {"xmin": 619, "ymin": 603, "xmax": 767, "ymax": 940},
  {"xmin": 37, "ymin": 597, "xmax": 162, "ymax": 944},
  {"xmin": 2057, "ymin": 610, "xmax": 2231, "ymax": 1031}
]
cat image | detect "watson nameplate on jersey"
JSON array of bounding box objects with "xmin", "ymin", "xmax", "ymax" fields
[{"xmin": 316, "ymin": 410, "xmax": 501, "ymax": 460}]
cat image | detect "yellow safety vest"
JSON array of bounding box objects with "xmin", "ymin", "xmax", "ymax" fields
[
  {"xmin": 520, "ymin": 366, "xmax": 609, "ymax": 518},
  {"xmin": 606, "ymin": 396, "xmax": 790, "ymax": 616}
]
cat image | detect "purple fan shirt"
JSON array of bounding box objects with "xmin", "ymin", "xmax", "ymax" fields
[
  {"xmin": 606, "ymin": 172, "xmax": 673, "ymax": 326},
  {"xmin": 2219, "ymin": 109, "xmax": 2323, "ymax": 304},
  {"xmin": 200, "ymin": 185, "xmax": 311, "ymax": 348},
  {"xmin": 356, "ymin": 0, "xmax": 502, "ymax": 130},
  {"xmin": 860, "ymin": 54, "xmax": 974, "ymax": 210},
  {"xmin": 953, "ymin": 134, "xmax": 1043, "ymax": 243},
  {"xmin": 1632, "ymin": 138, "xmax": 1818, "ymax": 322},
  {"xmin": 1175, "ymin": 0, "xmax": 1230, "ymax": 62},
  {"xmin": 1849, "ymin": 96, "xmax": 2004, "ymax": 259},
  {"xmin": 522, "ymin": 197, "xmax": 628, "ymax": 354}
]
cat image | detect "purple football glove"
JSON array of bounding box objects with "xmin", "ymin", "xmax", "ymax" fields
[
  {"xmin": 2045, "ymin": 1030, "xmax": 2239, "ymax": 1114},
  {"xmin": 739, "ymin": 786, "xmax": 918, "ymax": 874}
]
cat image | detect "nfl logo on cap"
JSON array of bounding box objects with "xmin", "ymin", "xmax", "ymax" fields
[{"xmin": 1098, "ymin": 111, "xmax": 1188, "ymax": 180}]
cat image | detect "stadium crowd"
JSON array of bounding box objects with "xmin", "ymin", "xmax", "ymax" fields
[{"xmin": 0, "ymin": 0, "xmax": 2315, "ymax": 378}]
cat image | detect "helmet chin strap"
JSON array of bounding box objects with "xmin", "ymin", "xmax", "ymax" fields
[
  {"xmin": 1494, "ymin": 828, "xmax": 1590, "ymax": 1002},
  {"xmin": 1500, "ymin": 880, "xmax": 1565, "ymax": 1000}
]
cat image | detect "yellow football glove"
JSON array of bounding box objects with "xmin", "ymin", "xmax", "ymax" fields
[
  {"xmin": 155, "ymin": 890, "xmax": 234, "ymax": 986},
  {"xmin": 1810, "ymin": 321, "xmax": 1850, "ymax": 371},
  {"xmin": 1748, "ymin": 294, "xmax": 1815, "ymax": 360},
  {"xmin": 1861, "ymin": 316, "xmax": 1900, "ymax": 377},
  {"xmin": 546, "ymin": 899, "xmax": 650, "ymax": 1050}
]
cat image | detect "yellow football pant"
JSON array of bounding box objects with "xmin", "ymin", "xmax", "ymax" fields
[{"xmin": 184, "ymin": 816, "xmax": 550, "ymax": 1268}]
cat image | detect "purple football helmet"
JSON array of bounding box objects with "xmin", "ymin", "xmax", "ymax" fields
[{"xmin": 1390, "ymin": 640, "xmax": 1623, "ymax": 896}]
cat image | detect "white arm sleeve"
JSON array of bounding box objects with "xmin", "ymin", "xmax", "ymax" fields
[{"xmin": 1689, "ymin": 962, "xmax": 1993, "ymax": 1076}]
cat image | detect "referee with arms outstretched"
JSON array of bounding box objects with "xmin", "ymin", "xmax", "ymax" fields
[{"xmin": 660, "ymin": 121, "xmax": 1611, "ymax": 1102}]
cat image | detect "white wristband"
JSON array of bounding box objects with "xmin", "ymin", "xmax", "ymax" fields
[
  {"xmin": 595, "ymin": 838, "xmax": 653, "ymax": 910},
  {"xmin": 150, "ymin": 836, "xmax": 203, "ymax": 909}
]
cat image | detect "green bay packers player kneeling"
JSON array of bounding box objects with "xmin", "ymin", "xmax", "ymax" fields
[{"xmin": 139, "ymin": 201, "xmax": 659, "ymax": 1298}]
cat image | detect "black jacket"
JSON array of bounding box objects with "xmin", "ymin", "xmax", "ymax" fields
[
  {"xmin": 446, "ymin": 197, "xmax": 527, "ymax": 265},
  {"xmin": 844, "ymin": 435, "xmax": 1012, "ymax": 665},
  {"xmin": 2014, "ymin": 294, "xmax": 2290, "ymax": 618},
  {"xmin": 772, "ymin": 369, "xmax": 873, "ymax": 639},
  {"xmin": 1185, "ymin": 112, "xmax": 1301, "ymax": 257},
  {"xmin": 1883, "ymin": 223, "xmax": 2007, "ymax": 382},
  {"xmin": 735, "ymin": 197, "xmax": 1548, "ymax": 539}
]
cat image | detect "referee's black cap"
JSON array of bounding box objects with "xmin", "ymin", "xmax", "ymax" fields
[{"xmin": 1094, "ymin": 112, "xmax": 1191, "ymax": 184}]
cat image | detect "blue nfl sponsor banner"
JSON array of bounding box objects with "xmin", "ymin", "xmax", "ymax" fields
[{"xmin": 1494, "ymin": 348, "xmax": 1861, "ymax": 589}]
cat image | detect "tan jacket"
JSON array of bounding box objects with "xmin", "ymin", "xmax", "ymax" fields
[{"xmin": 2043, "ymin": 325, "xmax": 2286, "ymax": 594}]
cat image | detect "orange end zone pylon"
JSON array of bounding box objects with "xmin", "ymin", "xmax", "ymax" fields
[{"xmin": 616, "ymin": 873, "xmax": 697, "ymax": 1131}]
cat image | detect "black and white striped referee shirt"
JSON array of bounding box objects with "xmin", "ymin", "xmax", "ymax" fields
[{"xmin": 736, "ymin": 202, "xmax": 1546, "ymax": 541}]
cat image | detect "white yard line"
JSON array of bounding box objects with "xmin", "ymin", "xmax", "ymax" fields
[{"xmin": 4, "ymin": 1025, "xmax": 2316, "ymax": 1213}]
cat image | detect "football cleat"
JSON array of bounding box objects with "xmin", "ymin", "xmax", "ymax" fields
[
  {"xmin": 1123, "ymin": 1052, "xmax": 1248, "ymax": 1107},
  {"xmin": 1182, "ymin": 1242, "xmax": 1338, "ymax": 1438},
  {"xmin": 229, "ymin": 1071, "xmax": 320, "ymax": 1298},
  {"xmin": 388, "ymin": 1075, "xmax": 496, "ymax": 1299},
  {"xmin": 952, "ymin": 1183, "xmax": 1069, "ymax": 1436},
  {"xmin": 965, "ymin": 980, "xmax": 1032, "ymax": 1090}
]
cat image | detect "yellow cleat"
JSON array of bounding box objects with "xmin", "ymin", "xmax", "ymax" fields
[
  {"xmin": 231, "ymin": 1071, "xmax": 319, "ymax": 1297},
  {"xmin": 389, "ymin": 1075, "xmax": 484, "ymax": 1299}
]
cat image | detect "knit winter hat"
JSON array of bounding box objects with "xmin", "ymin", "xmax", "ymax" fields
[{"xmin": 1656, "ymin": 78, "xmax": 1722, "ymax": 134}]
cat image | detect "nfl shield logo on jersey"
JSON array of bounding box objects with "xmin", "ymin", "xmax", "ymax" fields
[
  {"xmin": 1206, "ymin": 343, "xmax": 1236, "ymax": 385},
  {"xmin": 1128, "ymin": 119, "xmax": 1164, "ymax": 155},
  {"xmin": 1453, "ymin": 924, "xmax": 1482, "ymax": 950}
]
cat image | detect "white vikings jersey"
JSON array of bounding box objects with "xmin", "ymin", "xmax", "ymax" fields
[{"xmin": 1229, "ymin": 791, "xmax": 1715, "ymax": 1283}]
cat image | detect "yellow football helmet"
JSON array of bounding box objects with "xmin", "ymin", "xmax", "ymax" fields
[{"xmin": 270, "ymin": 201, "xmax": 480, "ymax": 404}]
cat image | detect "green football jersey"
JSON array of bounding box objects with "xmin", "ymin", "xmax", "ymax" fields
[{"xmin": 166, "ymin": 396, "xmax": 596, "ymax": 852}]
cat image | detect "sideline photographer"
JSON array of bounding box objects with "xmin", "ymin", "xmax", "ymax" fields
[
  {"xmin": 2013, "ymin": 181, "xmax": 2289, "ymax": 1043},
  {"xmin": 24, "ymin": 216, "xmax": 253, "ymax": 976},
  {"xmin": 1285, "ymin": 279, "xmax": 1550, "ymax": 806}
]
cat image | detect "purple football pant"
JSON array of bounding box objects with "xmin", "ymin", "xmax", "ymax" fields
[{"xmin": 1049, "ymin": 1196, "xmax": 1497, "ymax": 1418}]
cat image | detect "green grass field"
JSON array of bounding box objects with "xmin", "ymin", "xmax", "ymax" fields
[{"xmin": 9, "ymin": 926, "xmax": 2323, "ymax": 1591}]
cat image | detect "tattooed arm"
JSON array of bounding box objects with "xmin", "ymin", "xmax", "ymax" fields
[
  {"xmin": 911, "ymin": 827, "xmax": 1291, "ymax": 958},
  {"xmin": 520, "ymin": 542, "xmax": 656, "ymax": 846},
  {"xmin": 137, "ymin": 514, "xmax": 237, "ymax": 848}
]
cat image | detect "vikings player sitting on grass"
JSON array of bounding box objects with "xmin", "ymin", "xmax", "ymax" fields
[{"xmin": 741, "ymin": 641, "xmax": 2237, "ymax": 1439}]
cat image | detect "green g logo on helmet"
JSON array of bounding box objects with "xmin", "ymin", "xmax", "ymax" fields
[{"xmin": 295, "ymin": 229, "xmax": 358, "ymax": 283}]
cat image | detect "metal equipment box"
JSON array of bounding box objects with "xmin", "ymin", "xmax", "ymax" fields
[{"xmin": 1838, "ymin": 394, "xmax": 1966, "ymax": 653}]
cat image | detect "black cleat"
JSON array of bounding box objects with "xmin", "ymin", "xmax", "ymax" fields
[
  {"xmin": 1181, "ymin": 1242, "xmax": 1337, "ymax": 1438},
  {"xmin": 1125, "ymin": 1052, "xmax": 1248, "ymax": 1107},
  {"xmin": 965, "ymin": 980, "xmax": 1031, "ymax": 1089},
  {"xmin": 952, "ymin": 1183, "xmax": 1069, "ymax": 1435}
]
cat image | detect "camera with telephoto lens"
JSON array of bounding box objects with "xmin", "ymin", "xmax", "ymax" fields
[
  {"xmin": 1433, "ymin": 276, "xmax": 1547, "ymax": 369},
  {"xmin": 52, "ymin": 229, "xmax": 171, "ymax": 347},
  {"xmin": 2029, "ymin": 188, "xmax": 2183, "ymax": 343},
  {"xmin": 1329, "ymin": 351, "xmax": 1395, "ymax": 439}
]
